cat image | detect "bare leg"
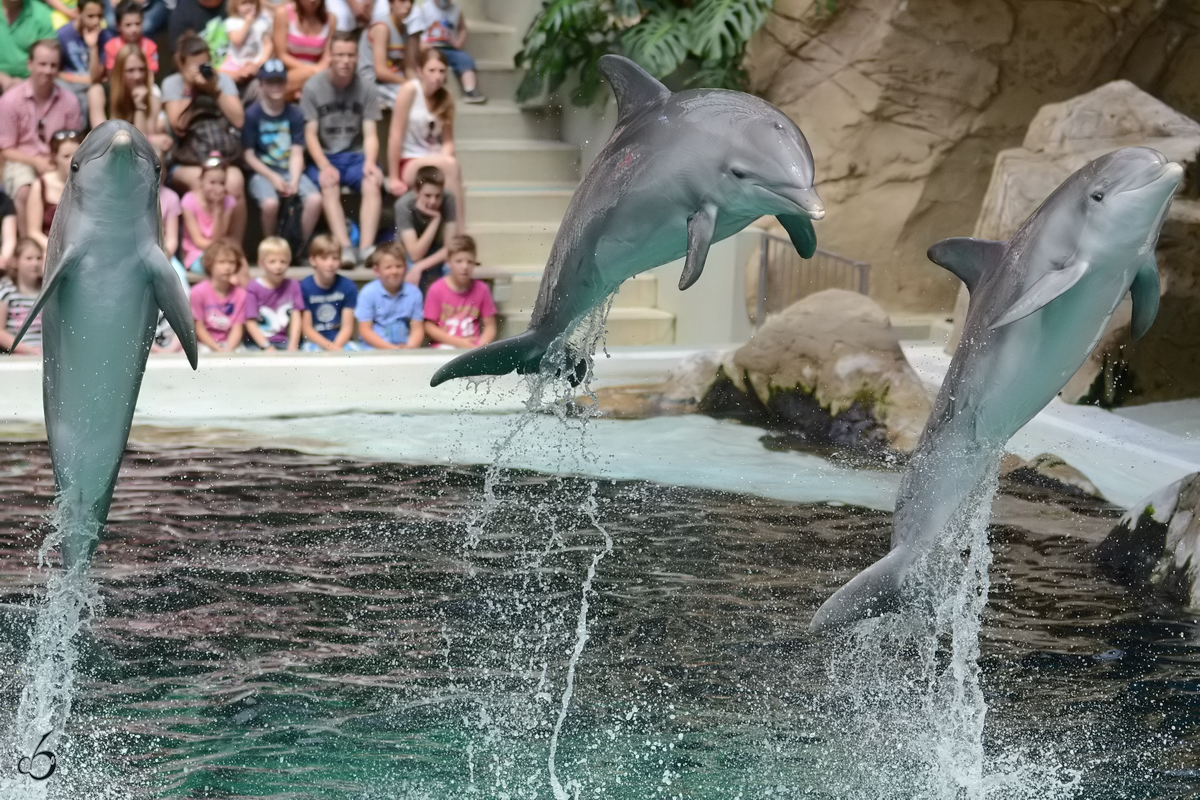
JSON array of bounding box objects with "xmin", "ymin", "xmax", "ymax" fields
[
  {"xmin": 226, "ymin": 168, "xmax": 246, "ymax": 243},
  {"xmin": 14, "ymin": 184, "xmax": 30, "ymax": 244},
  {"xmin": 301, "ymin": 193, "xmax": 323, "ymax": 242},
  {"xmin": 260, "ymin": 197, "xmax": 280, "ymax": 236},
  {"xmin": 359, "ymin": 169, "xmax": 382, "ymax": 250},
  {"xmin": 319, "ymin": 174, "xmax": 350, "ymax": 248}
]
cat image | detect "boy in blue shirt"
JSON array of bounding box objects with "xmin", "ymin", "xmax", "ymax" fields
[
  {"xmin": 301, "ymin": 234, "xmax": 362, "ymax": 351},
  {"xmin": 355, "ymin": 242, "xmax": 424, "ymax": 349}
]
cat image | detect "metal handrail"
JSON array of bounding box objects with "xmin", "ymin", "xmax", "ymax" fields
[{"xmin": 755, "ymin": 232, "xmax": 871, "ymax": 327}]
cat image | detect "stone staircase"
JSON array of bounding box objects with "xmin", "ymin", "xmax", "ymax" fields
[{"xmin": 448, "ymin": 0, "xmax": 675, "ymax": 345}]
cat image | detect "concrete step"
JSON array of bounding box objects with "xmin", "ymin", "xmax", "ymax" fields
[
  {"xmin": 456, "ymin": 139, "xmax": 579, "ymax": 183},
  {"xmin": 451, "ymin": 60, "xmax": 523, "ymax": 102},
  {"xmin": 468, "ymin": 221, "xmax": 557, "ymax": 265},
  {"xmin": 457, "ymin": 19, "xmax": 519, "ymax": 63},
  {"xmin": 458, "ymin": 0, "xmax": 486, "ymax": 18},
  {"xmin": 498, "ymin": 306, "xmax": 675, "ymax": 346},
  {"xmin": 453, "ymin": 101, "xmax": 558, "ymax": 140},
  {"xmin": 465, "ymin": 183, "xmax": 574, "ymax": 223},
  {"xmin": 498, "ymin": 272, "xmax": 658, "ymax": 313}
]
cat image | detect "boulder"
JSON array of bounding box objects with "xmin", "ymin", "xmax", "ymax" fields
[
  {"xmin": 1000, "ymin": 453, "xmax": 1102, "ymax": 499},
  {"xmin": 580, "ymin": 351, "xmax": 728, "ymax": 419},
  {"xmin": 1095, "ymin": 474, "xmax": 1200, "ymax": 608}
]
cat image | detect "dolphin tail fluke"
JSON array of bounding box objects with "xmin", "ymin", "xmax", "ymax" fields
[
  {"xmin": 810, "ymin": 548, "xmax": 909, "ymax": 632},
  {"xmin": 430, "ymin": 331, "xmax": 550, "ymax": 387}
]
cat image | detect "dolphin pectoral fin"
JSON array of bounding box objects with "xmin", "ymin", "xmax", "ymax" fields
[
  {"xmin": 597, "ymin": 55, "xmax": 671, "ymax": 125},
  {"xmin": 10, "ymin": 246, "xmax": 81, "ymax": 348},
  {"xmin": 810, "ymin": 548, "xmax": 908, "ymax": 632},
  {"xmin": 680, "ymin": 203, "xmax": 718, "ymax": 291},
  {"xmin": 146, "ymin": 248, "xmax": 199, "ymax": 369},
  {"xmin": 430, "ymin": 330, "xmax": 549, "ymax": 386},
  {"xmin": 989, "ymin": 258, "xmax": 1089, "ymax": 330},
  {"xmin": 1129, "ymin": 257, "xmax": 1160, "ymax": 340},
  {"xmin": 927, "ymin": 237, "xmax": 1005, "ymax": 293},
  {"xmin": 776, "ymin": 214, "xmax": 817, "ymax": 259}
]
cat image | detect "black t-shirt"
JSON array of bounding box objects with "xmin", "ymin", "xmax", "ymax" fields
[
  {"xmin": 0, "ymin": 191, "xmax": 15, "ymax": 221},
  {"xmin": 167, "ymin": 0, "xmax": 224, "ymax": 55}
]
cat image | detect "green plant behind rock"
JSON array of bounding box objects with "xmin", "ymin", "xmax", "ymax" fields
[{"xmin": 515, "ymin": 0, "xmax": 774, "ymax": 106}]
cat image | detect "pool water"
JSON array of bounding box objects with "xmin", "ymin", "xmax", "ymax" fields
[{"xmin": 0, "ymin": 440, "xmax": 1197, "ymax": 799}]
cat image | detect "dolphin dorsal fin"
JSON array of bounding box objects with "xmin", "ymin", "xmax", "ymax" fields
[
  {"xmin": 598, "ymin": 55, "xmax": 670, "ymax": 125},
  {"xmin": 927, "ymin": 237, "xmax": 1005, "ymax": 294}
]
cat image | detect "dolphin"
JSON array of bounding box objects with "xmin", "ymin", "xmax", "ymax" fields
[
  {"xmin": 11, "ymin": 120, "xmax": 198, "ymax": 571},
  {"xmin": 810, "ymin": 146, "xmax": 1182, "ymax": 631},
  {"xmin": 430, "ymin": 55, "xmax": 825, "ymax": 386}
]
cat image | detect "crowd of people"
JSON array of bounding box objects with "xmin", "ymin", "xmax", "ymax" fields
[{"xmin": 0, "ymin": 0, "xmax": 498, "ymax": 355}]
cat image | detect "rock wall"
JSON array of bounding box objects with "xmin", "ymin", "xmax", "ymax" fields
[{"xmin": 745, "ymin": 0, "xmax": 1196, "ymax": 313}]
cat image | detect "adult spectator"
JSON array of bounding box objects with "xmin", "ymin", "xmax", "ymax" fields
[
  {"xmin": 167, "ymin": 0, "xmax": 222, "ymax": 55},
  {"xmin": 357, "ymin": 0, "xmax": 416, "ymax": 106},
  {"xmin": 396, "ymin": 165, "xmax": 454, "ymax": 292},
  {"xmin": 386, "ymin": 48, "xmax": 463, "ymax": 226},
  {"xmin": 56, "ymin": 0, "xmax": 104, "ymax": 111},
  {"xmin": 26, "ymin": 128, "xmax": 81, "ymax": 249},
  {"xmin": 0, "ymin": 40, "xmax": 82, "ymax": 241},
  {"xmin": 163, "ymin": 33, "xmax": 247, "ymax": 245},
  {"xmin": 272, "ymin": 0, "xmax": 329, "ymax": 100},
  {"xmin": 0, "ymin": 0, "xmax": 54, "ymax": 93},
  {"xmin": 302, "ymin": 30, "xmax": 382, "ymax": 265},
  {"xmin": 408, "ymin": 0, "xmax": 483, "ymax": 103},
  {"xmin": 88, "ymin": 44, "xmax": 173, "ymax": 153}
]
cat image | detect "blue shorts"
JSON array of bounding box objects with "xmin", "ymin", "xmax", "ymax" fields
[
  {"xmin": 305, "ymin": 150, "xmax": 368, "ymax": 193},
  {"xmin": 437, "ymin": 46, "xmax": 476, "ymax": 76}
]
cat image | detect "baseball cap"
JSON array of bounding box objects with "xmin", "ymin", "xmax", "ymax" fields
[{"xmin": 258, "ymin": 59, "xmax": 287, "ymax": 81}]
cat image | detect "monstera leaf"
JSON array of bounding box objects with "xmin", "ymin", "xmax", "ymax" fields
[
  {"xmin": 621, "ymin": 6, "xmax": 689, "ymax": 78},
  {"xmin": 689, "ymin": 0, "xmax": 772, "ymax": 61}
]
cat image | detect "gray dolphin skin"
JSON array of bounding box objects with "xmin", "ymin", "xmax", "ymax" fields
[
  {"xmin": 11, "ymin": 120, "xmax": 198, "ymax": 571},
  {"xmin": 430, "ymin": 55, "xmax": 824, "ymax": 386},
  {"xmin": 810, "ymin": 146, "xmax": 1183, "ymax": 632}
]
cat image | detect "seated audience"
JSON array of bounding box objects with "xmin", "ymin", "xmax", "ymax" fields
[
  {"xmin": 26, "ymin": 129, "xmax": 81, "ymax": 249},
  {"xmin": 218, "ymin": 0, "xmax": 274, "ymax": 90},
  {"xmin": 409, "ymin": 0, "xmax": 483, "ymax": 103},
  {"xmin": 0, "ymin": 40, "xmax": 82, "ymax": 241},
  {"xmin": 88, "ymin": 44, "xmax": 173, "ymax": 153},
  {"xmin": 167, "ymin": 0, "xmax": 223, "ymax": 54},
  {"xmin": 272, "ymin": 0, "xmax": 329, "ymax": 99},
  {"xmin": 0, "ymin": 191, "xmax": 16, "ymax": 276},
  {"xmin": 396, "ymin": 165, "xmax": 454, "ymax": 293},
  {"xmin": 357, "ymin": 0, "xmax": 415, "ymax": 106},
  {"xmin": 302, "ymin": 30, "xmax": 383, "ymax": 265},
  {"xmin": 56, "ymin": 0, "xmax": 105, "ymax": 109},
  {"xmin": 180, "ymin": 158, "xmax": 237, "ymax": 272},
  {"xmin": 387, "ymin": 48, "xmax": 463, "ymax": 225},
  {"xmin": 423, "ymin": 234, "xmax": 495, "ymax": 349},
  {"xmin": 242, "ymin": 58, "xmax": 322, "ymax": 247},
  {"xmin": 301, "ymin": 234, "xmax": 360, "ymax": 351},
  {"xmin": 45, "ymin": 0, "xmax": 78, "ymax": 31},
  {"xmin": 98, "ymin": 0, "xmax": 159, "ymax": 79},
  {"xmin": 190, "ymin": 238, "xmax": 247, "ymax": 352},
  {"xmin": 0, "ymin": 237, "xmax": 44, "ymax": 355},
  {"xmin": 244, "ymin": 236, "xmax": 305, "ymax": 351},
  {"xmin": 0, "ymin": 0, "xmax": 55, "ymax": 93},
  {"xmin": 355, "ymin": 242, "xmax": 423, "ymax": 349},
  {"xmin": 164, "ymin": 33, "xmax": 247, "ymax": 245}
]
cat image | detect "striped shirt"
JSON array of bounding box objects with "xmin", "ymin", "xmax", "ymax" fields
[
  {"xmin": 0, "ymin": 277, "xmax": 41, "ymax": 348},
  {"xmin": 0, "ymin": 80, "xmax": 83, "ymax": 159}
]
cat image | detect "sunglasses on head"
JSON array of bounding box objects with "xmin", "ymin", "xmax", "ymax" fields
[{"xmin": 51, "ymin": 129, "xmax": 84, "ymax": 143}]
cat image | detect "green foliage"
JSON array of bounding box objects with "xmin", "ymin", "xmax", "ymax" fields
[{"xmin": 515, "ymin": 0, "xmax": 775, "ymax": 106}]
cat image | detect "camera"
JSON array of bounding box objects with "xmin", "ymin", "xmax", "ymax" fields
[{"xmin": 198, "ymin": 62, "xmax": 215, "ymax": 80}]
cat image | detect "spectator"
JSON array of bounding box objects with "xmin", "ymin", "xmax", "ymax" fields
[
  {"xmin": 45, "ymin": 0, "xmax": 77, "ymax": 30},
  {"xmin": 0, "ymin": 40, "xmax": 82, "ymax": 241},
  {"xmin": 243, "ymin": 236, "xmax": 304, "ymax": 350},
  {"xmin": 167, "ymin": 0, "xmax": 223, "ymax": 55},
  {"xmin": 386, "ymin": 48, "xmax": 463, "ymax": 226},
  {"xmin": 357, "ymin": 0, "xmax": 415, "ymax": 106},
  {"xmin": 25, "ymin": 128, "xmax": 81, "ymax": 249},
  {"xmin": 218, "ymin": 0, "xmax": 274, "ymax": 90},
  {"xmin": 160, "ymin": 169, "xmax": 184, "ymax": 270},
  {"xmin": 300, "ymin": 233, "xmax": 359, "ymax": 350},
  {"xmin": 423, "ymin": 234, "xmax": 494, "ymax": 349},
  {"xmin": 395, "ymin": 165, "xmax": 454, "ymax": 292},
  {"xmin": 409, "ymin": 0, "xmax": 483, "ymax": 103},
  {"xmin": 0, "ymin": 0, "xmax": 54, "ymax": 92},
  {"xmin": 0, "ymin": 190, "xmax": 16, "ymax": 276},
  {"xmin": 88, "ymin": 44, "xmax": 173, "ymax": 153},
  {"xmin": 242, "ymin": 58, "xmax": 322, "ymax": 248},
  {"xmin": 163, "ymin": 33, "xmax": 247, "ymax": 245},
  {"xmin": 56, "ymin": 0, "xmax": 104, "ymax": 111},
  {"xmin": 325, "ymin": 0, "xmax": 384, "ymax": 33},
  {"xmin": 190, "ymin": 238, "xmax": 247, "ymax": 352},
  {"xmin": 0, "ymin": 237, "xmax": 44, "ymax": 355},
  {"xmin": 272, "ymin": 0, "xmax": 328, "ymax": 99},
  {"xmin": 302, "ymin": 30, "xmax": 383, "ymax": 266},
  {"xmin": 180, "ymin": 158, "xmax": 236, "ymax": 272},
  {"xmin": 355, "ymin": 241, "xmax": 423, "ymax": 349},
  {"xmin": 97, "ymin": 0, "xmax": 159, "ymax": 81}
]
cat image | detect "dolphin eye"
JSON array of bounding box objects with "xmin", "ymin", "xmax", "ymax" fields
[
  {"xmin": 1091, "ymin": 191, "xmax": 1104, "ymax": 202},
  {"xmin": 731, "ymin": 167, "xmax": 748, "ymax": 179},
  {"xmin": 71, "ymin": 162, "xmax": 79, "ymax": 172}
]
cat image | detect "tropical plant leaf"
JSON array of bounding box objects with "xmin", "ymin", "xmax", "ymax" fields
[
  {"xmin": 621, "ymin": 7, "xmax": 689, "ymax": 78},
  {"xmin": 688, "ymin": 0, "xmax": 772, "ymax": 62}
]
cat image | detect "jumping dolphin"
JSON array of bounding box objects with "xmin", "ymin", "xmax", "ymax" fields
[
  {"xmin": 810, "ymin": 147, "xmax": 1182, "ymax": 631},
  {"xmin": 430, "ymin": 55, "xmax": 824, "ymax": 386},
  {"xmin": 11, "ymin": 120, "xmax": 198, "ymax": 571}
]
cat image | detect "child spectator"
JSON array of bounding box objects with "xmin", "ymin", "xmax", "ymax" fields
[
  {"xmin": 190, "ymin": 239, "xmax": 247, "ymax": 352},
  {"xmin": 272, "ymin": 0, "xmax": 330, "ymax": 99},
  {"xmin": 0, "ymin": 238, "xmax": 45, "ymax": 355},
  {"xmin": 219, "ymin": 0, "xmax": 275, "ymax": 88},
  {"xmin": 242, "ymin": 59, "xmax": 323, "ymax": 248},
  {"xmin": 57, "ymin": 0, "xmax": 105, "ymax": 108},
  {"xmin": 0, "ymin": 191, "xmax": 16, "ymax": 276},
  {"xmin": 244, "ymin": 236, "xmax": 305, "ymax": 351},
  {"xmin": 423, "ymin": 234, "xmax": 494, "ymax": 349},
  {"xmin": 26, "ymin": 129, "xmax": 81, "ymax": 250},
  {"xmin": 409, "ymin": 0, "xmax": 483, "ymax": 103},
  {"xmin": 88, "ymin": 45, "xmax": 173, "ymax": 153},
  {"xmin": 180, "ymin": 159, "xmax": 237, "ymax": 272},
  {"xmin": 301, "ymin": 234, "xmax": 359, "ymax": 351},
  {"xmin": 355, "ymin": 242, "xmax": 423, "ymax": 349},
  {"xmin": 396, "ymin": 165, "xmax": 454, "ymax": 293},
  {"xmin": 100, "ymin": 0, "xmax": 160, "ymax": 76},
  {"xmin": 358, "ymin": 0, "xmax": 416, "ymax": 106}
]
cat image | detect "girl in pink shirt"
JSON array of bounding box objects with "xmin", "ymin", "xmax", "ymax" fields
[
  {"xmin": 180, "ymin": 161, "xmax": 237, "ymax": 271},
  {"xmin": 190, "ymin": 240, "xmax": 247, "ymax": 353}
]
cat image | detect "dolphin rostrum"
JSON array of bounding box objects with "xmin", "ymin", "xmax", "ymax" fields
[
  {"xmin": 430, "ymin": 55, "xmax": 824, "ymax": 386},
  {"xmin": 11, "ymin": 120, "xmax": 198, "ymax": 571},
  {"xmin": 811, "ymin": 147, "xmax": 1182, "ymax": 631}
]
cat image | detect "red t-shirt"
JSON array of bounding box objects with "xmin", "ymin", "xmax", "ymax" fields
[
  {"xmin": 423, "ymin": 277, "xmax": 496, "ymax": 344},
  {"xmin": 103, "ymin": 35, "xmax": 159, "ymax": 72}
]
